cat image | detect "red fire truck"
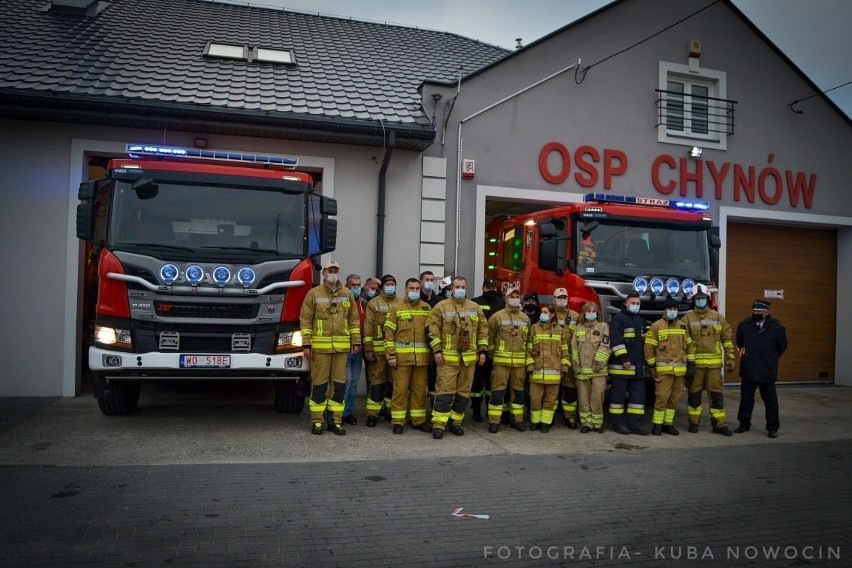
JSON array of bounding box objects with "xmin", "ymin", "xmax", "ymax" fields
[
  {"xmin": 77, "ymin": 144, "xmax": 337, "ymax": 415},
  {"xmin": 485, "ymin": 193, "xmax": 721, "ymax": 319}
]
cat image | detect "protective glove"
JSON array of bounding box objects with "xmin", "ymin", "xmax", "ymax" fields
[
  {"xmin": 685, "ymin": 362, "xmax": 696, "ymax": 388},
  {"xmin": 725, "ymin": 360, "xmax": 736, "ymax": 374}
]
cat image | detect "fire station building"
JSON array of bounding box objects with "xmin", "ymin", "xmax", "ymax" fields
[{"xmin": 0, "ymin": 0, "xmax": 850, "ymax": 396}]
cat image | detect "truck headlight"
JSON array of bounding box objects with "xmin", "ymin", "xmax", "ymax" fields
[
  {"xmin": 94, "ymin": 324, "xmax": 133, "ymax": 349},
  {"xmin": 277, "ymin": 330, "xmax": 303, "ymax": 350}
]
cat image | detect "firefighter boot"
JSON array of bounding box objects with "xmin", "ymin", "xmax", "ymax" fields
[
  {"xmin": 652, "ymin": 424, "xmax": 663, "ymax": 436},
  {"xmin": 471, "ymin": 397, "xmax": 484, "ymax": 423}
]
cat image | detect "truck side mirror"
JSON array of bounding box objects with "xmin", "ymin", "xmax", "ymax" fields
[
  {"xmin": 78, "ymin": 180, "xmax": 96, "ymax": 201},
  {"xmin": 77, "ymin": 203, "xmax": 94, "ymax": 241},
  {"xmin": 320, "ymin": 218, "xmax": 337, "ymax": 253}
]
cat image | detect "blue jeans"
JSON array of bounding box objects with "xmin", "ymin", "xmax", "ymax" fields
[{"xmin": 344, "ymin": 351, "xmax": 364, "ymax": 417}]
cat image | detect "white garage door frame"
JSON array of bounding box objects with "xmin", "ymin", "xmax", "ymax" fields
[{"xmin": 718, "ymin": 206, "xmax": 852, "ymax": 387}]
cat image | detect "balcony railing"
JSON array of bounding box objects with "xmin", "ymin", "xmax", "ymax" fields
[{"xmin": 655, "ymin": 89, "xmax": 737, "ymax": 137}]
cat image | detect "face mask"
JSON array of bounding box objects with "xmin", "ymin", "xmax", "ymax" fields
[
  {"xmin": 384, "ymin": 286, "xmax": 396, "ymax": 296},
  {"xmin": 555, "ymin": 299, "xmax": 568, "ymax": 309},
  {"xmin": 628, "ymin": 304, "xmax": 640, "ymax": 314},
  {"xmin": 325, "ymin": 273, "xmax": 338, "ymax": 284},
  {"xmin": 507, "ymin": 298, "xmax": 521, "ymax": 309},
  {"xmin": 445, "ymin": 289, "xmax": 452, "ymax": 298},
  {"xmin": 407, "ymin": 291, "xmax": 420, "ymax": 302},
  {"xmin": 695, "ymin": 298, "xmax": 708, "ymax": 309},
  {"xmin": 453, "ymin": 288, "xmax": 466, "ymax": 300},
  {"xmin": 366, "ymin": 289, "xmax": 378, "ymax": 298},
  {"xmin": 666, "ymin": 310, "xmax": 679, "ymax": 321},
  {"xmin": 585, "ymin": 312, "xmax": 597, "ymax": 322},
  {"xmin": 539, "ymin": 314, "xmax": 551, "ymax": 323},
  {"xmin": 423, "ymin": 281, "xmax": 434, "ymax": 292},
  {"xmin": 350, "ymin": 287, "xmax": 362, "ymax": 297},
  {"xmin": 752, "ymin": 313, "xmax": 766, "ymax": 322},
  {"xmin": 523, "ymin": 304, "xmax": 536, "ymax": 314}
]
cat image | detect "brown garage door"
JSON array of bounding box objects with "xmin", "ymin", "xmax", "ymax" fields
[{"xmin": 726, "ymin": 222, "xmax": 836, "ymax": 382}]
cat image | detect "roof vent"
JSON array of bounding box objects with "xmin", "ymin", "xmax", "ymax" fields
[{"xmin": 48, "ymin": 0, "xmax": 109, "ymax": 17}]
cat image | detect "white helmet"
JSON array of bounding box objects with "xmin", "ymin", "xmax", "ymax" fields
[{"xmin": 692, "ymin": 283, "xmax": 709, "ymax": 299}]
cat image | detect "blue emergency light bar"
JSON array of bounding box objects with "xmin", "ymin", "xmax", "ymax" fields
[
  {"xmin": 125, "ymin": 144, "xmax": 298, "ymax": 168},
  {"xmin": 584, "ymin": 193, "xmax": 709, "ymax": 211}
]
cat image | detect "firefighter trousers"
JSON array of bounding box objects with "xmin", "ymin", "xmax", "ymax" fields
[
  {"xmin": 366, "ymin": 354, "xmax": 392, "ymax": 418},
  {"xmin": 577, "ymin": 375, "xmax": 606, "ymax": 428},
  {"xmin": 653, "ymin": 374, "xmax": 685, "ymax": 426},
  {"xmin": 687, "ymin": 367, "xmax": 727, "ymax": 428},
  {"xmin": 560, "ymin": 371, "xmax": 578, "ymax": 421},
  {"xmin": 432, "ymin": 362, "xmax": 475, "ymax": 431},
  {"xmin": 390, "ymin": 365, "xmax": 428, "ymax": 427},
  {"xmin": 529, "ymin": 381, "xmax": 559, "ymax": 425},
  {"xmin": 488, "ymin": 365, "xmax": 526, "ymax": 424},
  {"xmin": 309, "ymin": 352, "xmax": 348, "ymax": 425},
  {"xmin": 609, "ymin": 377, "xmax": 646, "ymax": 429}
]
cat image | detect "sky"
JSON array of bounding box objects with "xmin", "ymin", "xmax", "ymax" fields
[{"xmin": 216, "ymin": 0, "xmax": 851, "ymax": 120}]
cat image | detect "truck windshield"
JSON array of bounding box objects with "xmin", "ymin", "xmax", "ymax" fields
[
  {"xmin": 109, "ymin": 181, "xmax": 306, "ymax": 257},
  {"xmin": 574, "ymin": 218, "xmax": 710, "ymax": 281}
]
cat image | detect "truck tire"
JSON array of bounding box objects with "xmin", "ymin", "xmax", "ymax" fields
[
  {"xmin": 97, "ymin": 380, "xmax": 142, "ymax": 415},
  {"xmin": 274, "ymin": 380, "xmax": 305, "ymax": 414}
]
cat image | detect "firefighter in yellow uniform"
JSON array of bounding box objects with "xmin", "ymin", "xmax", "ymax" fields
[
  {"xmin": 428, "ymin": 276, "xmax": 489, "ymax": 439},
  {"xmin": 486, "ymin": 286, "xmax": 531, "ymax": 433},
  {"xmin": 644, "ymin": 298, "xmax": 694, "ymax": 435},
  {"xmin": 682, "ymin": 285, "xmax": 736, "ymax": 436},
  {"xmin": 571, "ymin": 302, "xmax": 611, "ymax": 433},
  {"xmin": 553, "ymin": 287, "xmax": 580, "ymax": 428},
  {"xmin": 299, "ymin": 259, "xmax": 361, "ymax": 435},
  {"xmin": 383, "ymin": 278, "xmax": 433, "ymax": 434},
  {"xmin": 527, "ymin": 304, "xmax": 569, "ymax": 433},
  {"xmin": 363, "ymin": 274, "xmax": 398, "ymax": 427}
]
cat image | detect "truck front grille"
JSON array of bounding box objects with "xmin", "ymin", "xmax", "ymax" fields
[{"xmin": 154, "ymin": 301, "xmax": 259, "ymax": 319}]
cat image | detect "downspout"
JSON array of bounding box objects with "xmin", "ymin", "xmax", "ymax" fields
[
  {"xmin": 453, "ymin": 59, "xmax": 581, "ymax": 274},
  {"xmin": 376, "ymin": 129, "xmax": 395, "ymax": 276}
]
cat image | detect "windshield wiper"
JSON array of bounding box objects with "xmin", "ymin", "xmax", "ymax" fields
[
  {"xmin": 585, "ymin": 271, "xmax": 637, "ymax": 280},
  {"xmin": 115, "ymin": 242, "xmax": 196, "ymax": 253},
  {"xmin": 199, "ymin": 246, "xmax": 278, "ymax": 254}
]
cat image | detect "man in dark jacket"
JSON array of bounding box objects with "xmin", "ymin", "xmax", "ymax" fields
[
  {"xmin": 470, "ymin": 278, "xmax": 505, "ymax": 421},
  {"xmin": 735, "ymin": 299, "xmax": 788, "ymax": 438}
]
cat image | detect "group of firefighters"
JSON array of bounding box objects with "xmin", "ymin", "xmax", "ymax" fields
[{"xmin": 299, "ymin": 259, "xmax": 739, "ymax": 439}]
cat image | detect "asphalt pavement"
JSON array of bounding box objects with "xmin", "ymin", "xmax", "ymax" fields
[{"xmin": 0, "ymin": 383, "xmax": 850, "ymax": 567}]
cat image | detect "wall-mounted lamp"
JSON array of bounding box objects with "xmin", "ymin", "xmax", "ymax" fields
[
  {"xmin": 194, "ymin": 137, "xmax": 208, "ymax": 148},
  {"xmin": 688, "ymin": 146, "xmax": 703, "ymax": 158}
]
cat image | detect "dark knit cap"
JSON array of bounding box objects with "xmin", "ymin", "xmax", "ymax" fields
[
  {"xmin": 664, "ymin": 297, "xmax": 679, "ymax": 309},
  {"xmin": 380, "ymin": 274, "xmax": 396, "ymax": 287}
]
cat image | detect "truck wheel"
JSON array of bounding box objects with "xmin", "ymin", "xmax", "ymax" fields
[
  {"xmin": 274, "ymin": 381, "xmax": 305, "ymax": 414},
  {"xmin": 97, "ymin": 380, "xmax": 142, "ymax": 415}
]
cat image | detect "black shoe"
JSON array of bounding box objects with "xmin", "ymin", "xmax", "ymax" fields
[
  {"xmin": 501, "ymin": 412, "xmax": 511, "ymax": 425},
  {"xmin": 366, "ymin": 416, "xmax": 378, "ymax": 428},
  {"xmin": 472, "ymin": 403, "xmax": 484, "ymax": 423},
  {"xmin": 414, "ymin": 423, "xmax": 433, "ymax": 433},
  {"xmin": 713, "ymin": 426, "xmax": 733, "ymax": 437},
  {"xmin": 662, "ymin": 425, "xmax": 679, "ymax": 436},
  {"xmin": 529, "ymin": 423, "xmax": 541, "ymax": 431},
  {"xmin": 580, "ymin": 425, "xmax": 592, "ymax": 433},
  {"xmin": 449, "ymin": 424, "xmax": 465, "ymax": 436},
  {"xmin": 688, "ymin": 424, "xmax": 699, "ymax": 433},
  {"xmin": 392, "ymin": 424, "xmax": 404, "ymax": 435},
  {"xmin": 311, "ymin": 423, "xmax": 324, "ymax": 435},
  {"xmin": 329, "ymin": 424, "xmax": 346, "ymax": 436},
  {"xmin": 488, "ymin": 423, "xmax": 500, "ymax": 434},
  {"xmin": 652, "ymin": 424, "xmax": 662, "ymax": 436},
  {"xmin": 734, "ymin": 423, "xmax": 751, "ymax": 433},
  {"xmin": 593, "ymin": 427, "xmax": 604, "ymax": 434},
  {"xmin": 564, "ymin": 417, "xmax": 577, "ymax": 429},
  {"xmin": 629, "ymin": 426, "xmax": 652, "ymax": 436},
  {"xmin": 432, "ymin": 428, "xmax": 444, "ymax": 439},
  {"xmin": 540, "ymin": 424, "xmax": 550, "ymax": 433},
  {"xmin": 342, "ymin": 415, "xmax": 358, "ymax": 426},
  {"xmin": 510, "ymin": 421, "xmax": 528, "ymax": 432},
  {"xmin": 613, "ymin": 424, "xmax": 630, "ymax": 435},
  {"xmin": 768, "ymin": 430, "xmax": 778, "ymax": 438}
]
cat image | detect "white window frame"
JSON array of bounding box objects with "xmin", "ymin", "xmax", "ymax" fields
[{"xmin": 658, "ymin": 61, "xmax": 728, "ymax": 151}]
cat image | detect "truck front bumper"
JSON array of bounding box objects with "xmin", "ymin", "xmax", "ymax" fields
[{"xmin": 89, "ymin": 346, "xmax": 308, "ymax": 379}]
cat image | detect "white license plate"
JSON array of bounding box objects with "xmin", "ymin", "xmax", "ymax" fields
[{"xmin": 179, "ymin": 354, "xmax": 231, "ymax": 368}]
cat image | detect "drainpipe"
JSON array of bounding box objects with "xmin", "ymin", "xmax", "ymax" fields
[{"xmin": 376, "ymin": 130, "xmax": 395, "ymax": 276}]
